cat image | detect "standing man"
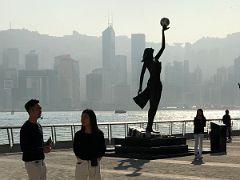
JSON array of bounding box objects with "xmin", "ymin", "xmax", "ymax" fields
[
  {"xmin": 20, "ymin": 99, "xmax": 51, "ymax": 180},
  {"xmin": 222, "ymin": 109, "xmax": 232, "ymax": 143}
]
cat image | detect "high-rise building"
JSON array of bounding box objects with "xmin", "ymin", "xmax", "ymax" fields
[
  {"xmin": 101, "ymin": 25, "xmax": 116, "ymax": 104},
  {"xmin": 113, "ymin": 55, "xmax": 127, "ymax": 84},
  {"xmin": 0, "ymin": 68, "xmax": 18, "ymax": 110},
  {"xmin": 18, "ymin": 70, "xmax": 57, "ymax": 109},
  {"xmin": 25, "ymin": 50, "xmax": 39, "ymax": 70},
  {"xmin": 2, "ymin": 48, "xmax": 19, "ymax": 70},
  {"xmin": 112, "ymin": 83, "xmax": 131, "ymax": 109},
  {"xmin": 131, "ymin": 34, "xmax": 145, "ymax": 95},
  {"xmin": 86, "ymin": 68, "xmax": 103, "ymax": 102},
  {"xmin": 102, "ymin": 25, "xmax": 115, "ymax": 70},
  {"xmin": 54, "ymin": 55, "xmax": 80, "ymax": 109}
]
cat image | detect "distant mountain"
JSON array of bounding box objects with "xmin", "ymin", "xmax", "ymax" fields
[{"xmin": 0, "ymin": 29, "xmax": 240, "ymax": 80}]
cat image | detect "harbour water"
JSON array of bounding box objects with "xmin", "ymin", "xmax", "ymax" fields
[{"xmin": 0, "ymin": 110, "xmax": 240, "ymax": 145}]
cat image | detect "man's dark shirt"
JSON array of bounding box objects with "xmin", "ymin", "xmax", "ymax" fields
[
  {"xmin": 223, "ymin": 114, "xmax": 231, "ymax": 127},
  {"xmin": 20, "ymin": 120, "xmax": 44, "ymax": 162}
]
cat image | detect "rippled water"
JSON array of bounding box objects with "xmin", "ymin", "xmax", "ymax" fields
[{"xmin": 0, "ymin": 110, "xmax": 239, "ymax": 145}]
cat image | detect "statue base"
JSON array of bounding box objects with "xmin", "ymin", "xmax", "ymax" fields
[{"xmin": 115, "ymin": 127, "xmax": 189, "ymax": 159}]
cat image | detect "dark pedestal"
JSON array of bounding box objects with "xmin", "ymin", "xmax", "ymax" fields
[
  {"xmin": 210, "ymin": 122, "xmax": 226, "ymax": 153},
  {"xmin": 115, "ymin": 127, "xmax": 188, "ymax": 159}
]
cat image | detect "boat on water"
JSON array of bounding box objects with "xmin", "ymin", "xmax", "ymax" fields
[{"xmin": 115, "ymin": 110, "xmax": 127, "ymax": 114}]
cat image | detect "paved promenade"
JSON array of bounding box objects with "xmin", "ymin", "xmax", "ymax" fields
[{"xmin": 0, "ymin": 137, "xmax": 240, "ymax": 180}]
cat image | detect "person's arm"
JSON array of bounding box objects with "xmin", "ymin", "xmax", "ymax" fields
[
  {"xmin": 203, "ymin": 118, "xmax": 206, "ymax": 127},
  {"xmin": 98, "ymin": 131, "xmax": 106, "ymax": 158},
  {"xmin": 73, "ymin": 132, "xmax": 81, "ymax": 157},
  {"xmin": 138, "ymin": 63, "xmax": 147, "ymax": 94},
  {"xmin": 20, "ymin": 126, "xmax": 31, "ymax": 152},
  {"xmin": 96, "ymin": 131, "xmax": 106, "ymax": 160},
  {"xmin": 155, "ymin": 26, "xmax": 169, "ymax": 61},
  {"xmin": 193, "ymin": 118, "xmax": 197, "ymax": 127}
]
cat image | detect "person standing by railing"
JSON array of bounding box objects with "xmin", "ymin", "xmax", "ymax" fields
[
  {"xmin": 73, "ymin": 109, "xmax": 106, "ymax": 180},
  {"xmin": 222, "ymin": 109, "xmax": 232, "ymax": 143},
  {"xmin": 193, "ymin": 109, "xmax": 206, "ymax": 161},
  {"xmin": 20, "ymin": 99, "xmax": 52, "ymax": 180}
]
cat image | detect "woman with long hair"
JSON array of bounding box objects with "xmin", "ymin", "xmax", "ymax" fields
[
  {"xmin": 193, "ymin": 109, "xmax": 206, "ymax": 160},
  {"xmin": 73, "ymin": 109, "xmax": 106, "ymax": 180},
  {"xmin": 134, "ymin": 25, "xmax": 169, "ymax": 133}
]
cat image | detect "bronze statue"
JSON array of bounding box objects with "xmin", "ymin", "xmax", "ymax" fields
[{"xmin": 133, "ymin": 18, "xmax": 169, "ymax": 133}]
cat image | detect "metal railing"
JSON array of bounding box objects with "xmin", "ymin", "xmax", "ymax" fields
[{"xmin": 0, "ymin": 118, "xmax": 239, "ymax": 148}]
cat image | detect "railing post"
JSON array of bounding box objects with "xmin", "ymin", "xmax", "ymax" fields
[
  {"xmin": 182, "ymin": 121, "xmax": 186, "ymax": 137},
  {"xmin": 73, "ymin": 125, "xmax": 76, "ymax": 134},
  {"xmin": 54, "ymin": 126, "xmax": 57, "ymax": 143},
  {"xmin": 51, "ymin": 126, "xmax": 54, "ymax": 144},
  {"xmin": 170, "ymin": 122, "xmax": 173, "ymax": 135},
  {"xmin": 7, "ymin": 128, "xmax": 11, "ymax": 148},
  {"xmin": 107, "ymin": 125, "xmax": 110, "ymax": 144},
  {"xmin": 10, "ymin": 128, "xmax": 14, "ymax": 147},
  {"xmin": 124, "ymin": 124, "xmax": 127, "ymax": 137},
  {"xmin": 109, "ymin": 125, "xmax": 112, "ymax": 145},
  {"xmin": 71, "ymin": 126, "xmax": 74, "ymax": 142}
]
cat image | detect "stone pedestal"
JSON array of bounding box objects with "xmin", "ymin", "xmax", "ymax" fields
[{"xmin": 115, "ymin": 127, "xmax": 189, "ymax": 159}]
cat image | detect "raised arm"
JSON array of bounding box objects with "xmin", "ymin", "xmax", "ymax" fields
[
  {"xmin": 138, "ymin": 63, "xmax": 147, "ymax": 94},
  {"xmin": 155, "ymin": 26, "xmax": 169, "ymax": 61}
]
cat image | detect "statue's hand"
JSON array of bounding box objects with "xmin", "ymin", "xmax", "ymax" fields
[{"xmin": 163, "ymin": 26, "xmax": 170, "ymax": 31}]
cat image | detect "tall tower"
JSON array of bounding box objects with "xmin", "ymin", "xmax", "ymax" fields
[
  {"xmin": 131, "ymin": 34, "xmax": 145, "ymax": 94},
  {"xmin": 101, "ymin": 25, "xmax": 116, "ymax": 105},
  {"xmin": 102, "ymin": 25, "xmax": 115, "ymax": 70}
]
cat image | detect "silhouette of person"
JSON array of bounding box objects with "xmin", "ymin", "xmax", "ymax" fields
[
  {"xmin": 73, "ymin": 109, "xmax": 106, "ymax": 180},
  {"xmin": 193, "ymin": 109, "xmax": 206, "ymax": 161},
  {"xmin": 20, "ymin": 99, "xmax": 52, "ymax": 180},
  {"xmin": 133, "ymin": 25, "xmax": 169, "ymax": 132},
  {"xmin": 222, "ymin": 109, "xmax": 232, "ymax": 142}
]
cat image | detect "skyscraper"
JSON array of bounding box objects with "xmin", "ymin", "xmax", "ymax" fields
[
  {"xmin": 113, "ymin": 55, "xmax": 127, "ymax": 84},
  {"xmin": 54, "ymin": 55, "xmax": 80, "ymax": 109},
  {"xmin": 102, "ymin": 25, "xmax": 115, "ymax": 70},
  {"xmin": 131, "ymin": 34, "xmax": 145, "ymax": 95},
  {"xmin": 2, "ymin": 48, "xmax": 19, "ymax": 70},
  {"xmin": 86, "ymin": 68, "xmax": 103, "ymax": 102},
  {"xmin": 25, "ymin": 50, "xmax": 39, "ymax": 70},
  {"xmin": 101, "ymin": 25, "xmax": 115, "ymax": 104}
]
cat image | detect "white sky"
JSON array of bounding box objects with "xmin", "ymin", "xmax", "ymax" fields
[{"xmin": 0, "ymin": 0, "xmax": 240, "ymax": 44}]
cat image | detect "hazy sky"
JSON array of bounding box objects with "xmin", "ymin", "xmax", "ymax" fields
[{"xmin": 1, "ymin": 0, "xmax": 240, "ymax": 44}]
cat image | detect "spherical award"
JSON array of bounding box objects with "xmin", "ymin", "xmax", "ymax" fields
[{"xmin": 160, "ymin": 17, "xmax": 170, "ymax": 27}]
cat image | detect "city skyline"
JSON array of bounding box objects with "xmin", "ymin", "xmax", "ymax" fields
[
  {"xmin": 1, "ymin": 0, "xmax": 240, "ymax": 44},
  {"xmin": 1, "ymin": 23, "xmax": 240, "ymax": 110}
]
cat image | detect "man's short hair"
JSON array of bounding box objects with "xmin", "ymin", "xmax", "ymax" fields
[{"xmin": 25, "ymin": 99, "xmax": 39, "ymax": 113}]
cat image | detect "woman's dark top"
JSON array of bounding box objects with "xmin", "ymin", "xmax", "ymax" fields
[
  {"xmin": 20, "ymin": 120, "xmax": 44, "ymax": 162},
  {"xmin": 73, "ymin": 130, "xmax": 106, "ymax": 160},
  {"xmin": 194, "ymin": 116, "xmax": 206, "ymax": 134}
]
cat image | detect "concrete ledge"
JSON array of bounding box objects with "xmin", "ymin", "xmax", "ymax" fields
[
  {"xmin": 53, "ymin": 141, "xmax": 73, "ymax": 149},
  {"xmin": 11, "ymin": 144, "xmax": 21, "ymax": 153},
  {"xmin": 0, "ymin": 144, "xmax": 11, "ymax": 153}
]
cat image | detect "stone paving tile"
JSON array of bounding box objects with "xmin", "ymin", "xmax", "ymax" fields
[{"xmin": 0, "ymin": 136, "xmax": 239, "ymax": 180}]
